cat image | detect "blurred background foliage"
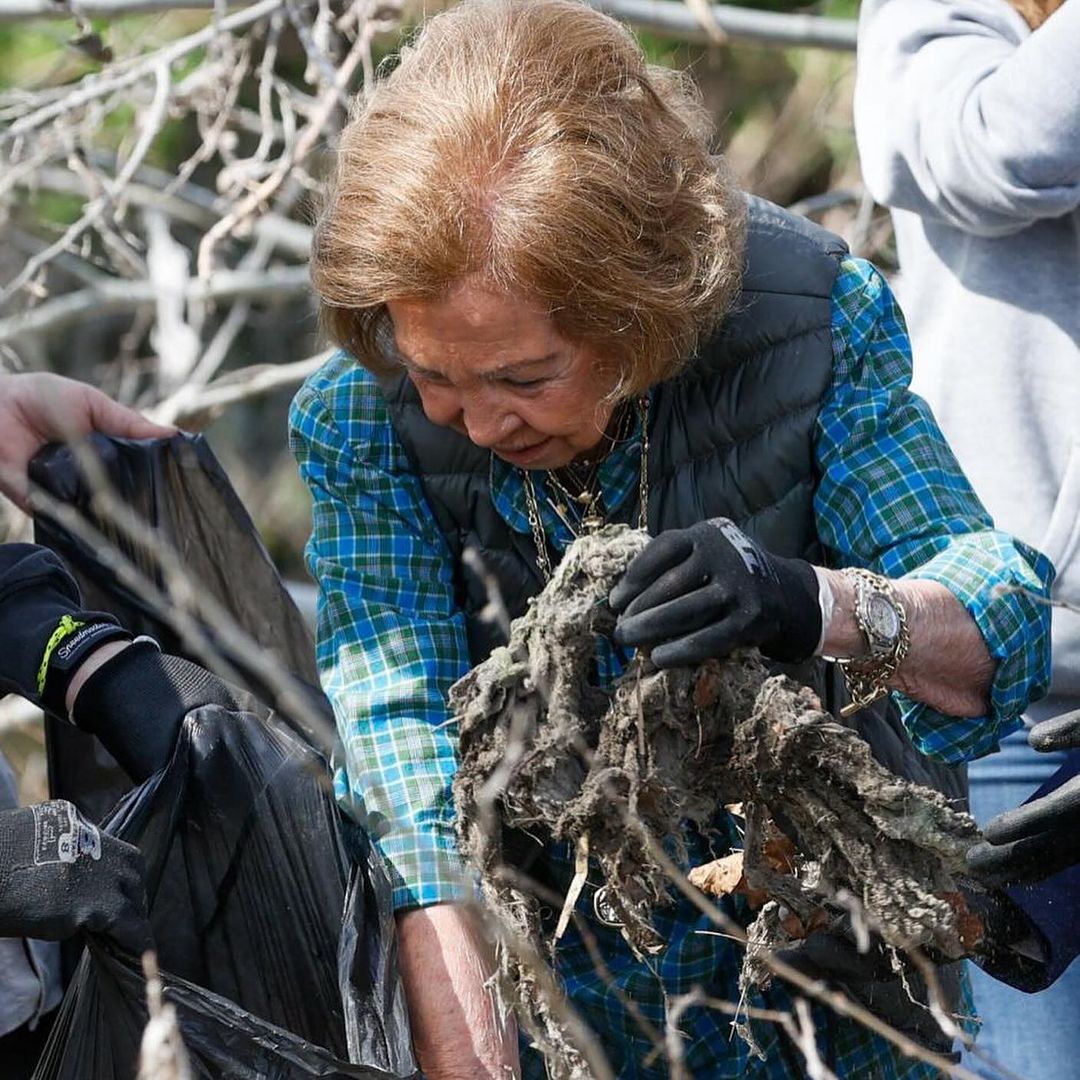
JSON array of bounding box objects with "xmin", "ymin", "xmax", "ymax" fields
[
  {"xmin": 0, "ymin": 0, "xmax": 872, "ymax": 575},
  {"xmin": 0, "ymin": 0, "xmax": 868, "ymax": 553},
  {"xmin": 0, "ymin": 1, "xmax": 875, "ymax": 798}
]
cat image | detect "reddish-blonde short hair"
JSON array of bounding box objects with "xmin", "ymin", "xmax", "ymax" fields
[{"xmin": 312, "ymin": 0, "xmax": 747, "ymax": 397}]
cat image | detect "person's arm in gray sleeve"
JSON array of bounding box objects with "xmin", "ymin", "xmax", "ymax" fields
[{"xmin": 855, "ymin": 0, "xmax": 1080, "ymax": 235}]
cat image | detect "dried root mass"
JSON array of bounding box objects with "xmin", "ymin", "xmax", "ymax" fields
[{"xmin": 451, "ymin": 527, "xmax": 979, "ymax": 1073}]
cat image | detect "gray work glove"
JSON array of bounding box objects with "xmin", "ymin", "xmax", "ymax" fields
[
  {"xmin": 775, "ymin": 919, "xmax": 961, "ymax": 1060},
  {"xmin": 0, "ymin": 800, "xmax": 151, "ymax": 955}
]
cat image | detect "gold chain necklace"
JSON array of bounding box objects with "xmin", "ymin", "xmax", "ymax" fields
[
  {"xmin": 542, "ymin": 400, "xmax": 636, "ymax": 533},
  {"xmin": 521, "ymin": 396, "xmax": 650, "ymax": 581},
  {"xmin": 546, "ymin": 467, "xmax": 605, "ymax": 534}
]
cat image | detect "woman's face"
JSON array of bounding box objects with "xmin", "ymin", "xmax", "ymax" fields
[{"xmin": 387, "ymin": 280, "xmax": 618, "ymax": 470}]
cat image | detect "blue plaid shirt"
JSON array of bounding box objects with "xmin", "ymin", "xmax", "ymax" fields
[{"xmin": 290, "ymin": 257, "xmax": 1052, "ymax": 1078}]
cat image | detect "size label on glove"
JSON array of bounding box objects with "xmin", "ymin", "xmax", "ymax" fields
[{"xmin": 32, "ymin": 801, "xmax": 102, "ymax": 865}]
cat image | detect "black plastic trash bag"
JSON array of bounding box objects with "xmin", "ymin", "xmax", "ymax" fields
[
  {"xmin": 30, "ymin": 432, "xmax": 333, "ymax": 823},
  {"xmin": 32, "ymin": 706, "xmax": 416, "ymax": 1079},
  {"xmin": 26, "ymin": 434, "xmax": 416, "ymax": 1078}
]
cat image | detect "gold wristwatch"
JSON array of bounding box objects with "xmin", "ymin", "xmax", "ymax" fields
[{"xmin": 835, "ymin": 568, "xmax": 910, "ymax": 718}]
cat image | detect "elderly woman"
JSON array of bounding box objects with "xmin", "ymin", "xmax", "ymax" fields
[{"xmin": 289, "ymin": 1, "xmax": 1053, "ymax": 1075}]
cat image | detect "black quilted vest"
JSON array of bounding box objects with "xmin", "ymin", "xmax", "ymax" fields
[{"xmin": 378, "ymin": 195, "xmax": 965, "ymax": 803}]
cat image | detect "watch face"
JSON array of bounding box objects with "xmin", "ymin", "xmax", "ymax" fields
[{"xmin": 866, "ymin": 593, "xmax": 901, "ymax": 645}]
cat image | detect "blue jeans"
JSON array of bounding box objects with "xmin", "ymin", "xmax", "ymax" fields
[{"xmin": 962, "ymin": 726, "xmax": 1080, "ymax": 1080}]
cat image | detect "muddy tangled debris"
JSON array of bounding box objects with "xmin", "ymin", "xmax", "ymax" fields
[{"xmin": 451, "ymin": 526, "xmax": 980, "ymax": 1075}]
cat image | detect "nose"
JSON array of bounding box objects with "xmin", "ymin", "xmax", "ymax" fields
[
  {"xmin": 416, "ymin": 382, "xmax": 520, "ymax": 448},
  {"xmin": 460, "ymin": 393, "xmax": 520, "ymax": 449}
]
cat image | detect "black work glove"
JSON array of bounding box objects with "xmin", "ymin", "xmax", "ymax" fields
[
  {"xmin": 0, "ymin": 542, "xmax": 131, "ymax": 717},
  {"xmin": 71, "ymin": 640, "xmax": 244, "ymax": 782},
  {"xmin": 775, "ymin": 921, "xmax": 961, "ymax": 1060},
  {"xmin": 961, "ymin": 885, "xmax": 1053, "ymax": 993},
  {"xmin": 0, "ymin": 801, "xmax": 151, "ymax": 955},
  {"xmin": 966, "ymin": 710, "xmax": 1080, "ymax": 887},
  {"xmin": 609, "ymin": 518, "xmax": 821, "ymax": 667}
]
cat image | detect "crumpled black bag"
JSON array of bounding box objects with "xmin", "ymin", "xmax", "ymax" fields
[
  {"xmin": 33, "ymin": 707, "xmax": 416, "ymax": 1079},
  {"xmin": 30, "ymin": 432, "xmax": 334, "ymax": 821},
  {"xmin": 26, "ymin": 435, "xmax": 417, "ymax": 1079}
]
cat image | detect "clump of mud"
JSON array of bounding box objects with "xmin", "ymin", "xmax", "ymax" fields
[{"xmin": 451, "ymin": 526, "xmax": 978, "ymax": 1075}]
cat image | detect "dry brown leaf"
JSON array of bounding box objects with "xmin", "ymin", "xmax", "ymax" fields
[
  {"xmin": 688, "ymin": 851, "xmax": 745, "ymax": 897},
  {"xmin": 942, "ymin": 890, "xmax": 986, "ymax": 951},
  {"xmin": 781, "ymin": 906, "xmax": 830, "ymax": 941},
  {"xmin": 763, "ymin": 826, "xmax": 797, "ymax": 875}
]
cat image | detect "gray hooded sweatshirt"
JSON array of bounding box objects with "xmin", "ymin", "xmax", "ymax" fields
[{"xmin": 855, "ymin": 0, "xmax": 1080, "ymax": 708}]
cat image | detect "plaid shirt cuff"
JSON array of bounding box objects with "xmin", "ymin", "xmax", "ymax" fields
[
  {"xmin": 379, "ymin": 830, "xmax": 475, "ymax": 911},
  {"xmin": 897, "ymin": 531, "xmax": 1054, "ymax": 763},
  {"xmin": 334, "ymin": 766, "xmax": 474, "ymax": 910}
]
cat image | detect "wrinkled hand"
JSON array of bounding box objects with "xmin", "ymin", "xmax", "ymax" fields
[
  {"xmin": 967, "ymin": 710, "xmax": 1080, "ymax": 887},
  {"xmin": 72, "ymin": 642, "xmax": 245, "ymax": 782},
  {"xmin": 609, "ymin": 518, "xmax": 821, "ymax": 667},
  {"xmin": 0, "ymin": 801, "xmax": 151, "ymax": 955},
  {"xmin": 0, "ymin": 372, "xmax": 175, "ymax": 511}
]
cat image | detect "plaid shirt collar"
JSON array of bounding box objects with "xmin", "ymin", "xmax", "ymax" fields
[{"xmin": 489, "ymin": 394, "xmax": 647, "ymax": 552}]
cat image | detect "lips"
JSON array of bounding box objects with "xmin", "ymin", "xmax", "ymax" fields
[
  {"xmin": 498, "ymin": 439, "xmax": 544, "ymax": 455},
  {"xmin": 494, "ymin": 437, "xmax": 553, "ymax": 464}
]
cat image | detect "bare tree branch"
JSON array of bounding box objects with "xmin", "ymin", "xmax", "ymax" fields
[
  {"xmin": 587, "ymin": 0, "xmax": 856, "ymax": 50},
  {"xmin": 195, "ymin": 15, "xmax": 373, "ymax": 277},
  {"xmin": 0, "ymin": 0, "xmax": 285, "ymax": 141},
  {"xmin": 0, "ymin": 0, "xmax": 228, "ymax": 15},
  {"xmin": 0, "ymin": 696, "xmax": 42, "ymax": 736},
  {"xmin": 22, "ymin": 165, "xmax": 314, "ymax": 258},
  {"xmin": 152, "ymin": 348, "xmax": 334, "ymax": 425},
  {"xmin": 0, "ymin": 0, "xmax": 858, "ymax": 52},
  {"xmin": 0, "ymin": 266, "xmax": 311, "ymax": 344}
]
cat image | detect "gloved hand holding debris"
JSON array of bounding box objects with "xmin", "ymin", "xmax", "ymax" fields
[
  {"xmin": 0, "ymin": 800, "xmax": 151, "ymax": 955},
  {"xmin": 610, "ymin": 517, "xmax": 822, "ymax": 666},
  {"xmin": 0, "ymin": 541, "xmax": 242, "ymax": 780},
  {"xmin": 774, "ymin": 915, "xmax": 964, "ymax": 1059}
]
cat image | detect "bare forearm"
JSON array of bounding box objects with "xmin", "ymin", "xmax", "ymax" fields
[
  {"xmin": 65, "ymin": 639, "xmax": 131, "ymax": 715},
  {"xmin": 821, "ymin": 570, "xmax": 995, "ymax": 718},
  {"xmin": 397, "ymin": 903, "xmax": 519, "ymax": 1080}
]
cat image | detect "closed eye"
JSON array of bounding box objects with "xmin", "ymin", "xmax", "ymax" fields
[{"xmin": 500, "ymin": 376, "xmax": 549, "ymax": 390}]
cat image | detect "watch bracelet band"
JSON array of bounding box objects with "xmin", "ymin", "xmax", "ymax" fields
[{"xmin": 835, "ymin": 567, "xmax": 910, "ymax": 718}]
